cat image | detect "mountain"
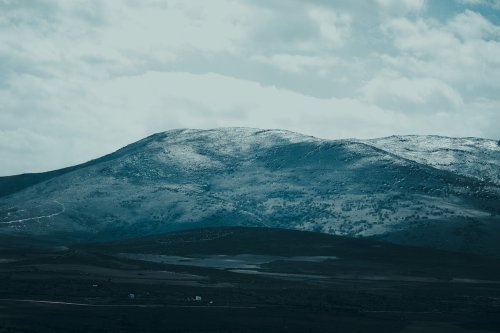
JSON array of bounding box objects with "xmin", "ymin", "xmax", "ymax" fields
[
  {"xmin": 1, "ymin": 128, "xmax": 499, "ymax": 255},
  {"xmin": 363, "ymin": 135, "xmax": 500, "ymax": 185}
]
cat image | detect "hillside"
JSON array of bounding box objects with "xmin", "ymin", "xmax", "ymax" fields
[
  {"xmin": 364, "ymin": 135, "xmax": 500, "ymax": 185},
  {"xmin": 0, "ymin": 128, "xmax": 499, "ymax": 255}
]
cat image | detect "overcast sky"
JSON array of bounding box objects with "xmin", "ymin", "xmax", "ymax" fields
[{"xmin": 1, "ymin": 0, "xmax": 500, "ymax": 176}]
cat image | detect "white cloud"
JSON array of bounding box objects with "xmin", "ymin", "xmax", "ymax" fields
[
  {"xmin": 308, "ymin": 7, "xmax": 351, "ymax": 47},
  {"xmin": 383, "ymin": 17, "xmax": 460, "ymax": 52},
  {"xmin": 251, "ymin": 54, "xmax": 340, "ymax": 74},
  {"xmin": 0, "ymin": 70, "xmax": 491, "ymax": 175},
  {"xmin": 0, "ymin": 0, "xmax": 257, "ymax": 81},
  {"xmin": 461, "ymin": 0, "xmax": 484, "ymax": 3},
  {"xmin": 99, "ymin": 0, "xmax": 254, "ymax": 54},
  {"xmin": 0, "ymin": 0, "xmax": 499, "ymax": 175},
  {"xmin": 380, "ymin": 11, "xmax": 500, "ymax": 102},
  {"xmin": 458, "ymin": 0, "xmax": 500, "ymax": 10},
  {"xmin": 376, "ymin": 0, "xmax": 426, "ymax": 14},
  {"xmin": 361, "ymin": 73, "xmax": 464, "ymax": 110},
  {"xmin": 449, "ymin": 10, "xmax": 500, "ymax": 40}
]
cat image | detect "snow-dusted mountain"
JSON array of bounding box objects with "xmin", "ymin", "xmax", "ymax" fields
[
  {"xmin": 363, "ymin": 135, "xmax": 500, "ymax": 186},
  {"xmin": 1, "ymin": 128, "xmax": 499, "ymax": 255}
]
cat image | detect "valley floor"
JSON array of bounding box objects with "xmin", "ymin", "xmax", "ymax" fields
[{"xmin": 1, "ymin": 228, "xmax": 500, "ymax": 333}]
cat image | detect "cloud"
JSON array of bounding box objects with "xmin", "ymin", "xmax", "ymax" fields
[
  {"xmin": 308, "ymin": 7, "xmax": 351, "ymax": 47},
  {"xmin": 380, "ymin": 10, "xmax": 500, "ymax": 101},
  {"xmin": 458, "ymin": 0, "xmax": 500, "ymax": 10},
  {"xmin": 376, "ymin": 0, "xmax": 426, "ymax": 14},
  {"xmin": 0, "ymin": 70, "xmax": 492, "ymax": 175},
  {"xmin": 0, "ymin": 0, "xmax": 499, "ymax": 175},
  {"xmin": 361, "ymin": 74, "xmax": 464, "ymax": 110},
  {"xmin": 251, "ymin": 54, "xmax": 340, "ymax": 74},
  {"xmin": 0, "ymin": 0, "xmax": 257, "ymax": 81},
  {"xmin": 448, "ymin": 9, "xmax": 500, "ymax": 39}
]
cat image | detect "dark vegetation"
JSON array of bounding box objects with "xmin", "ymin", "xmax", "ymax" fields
[
  {"xmin": 1, "ymin": 227, "xmax": 499, "ymax": 332},
  {"xmin": 2, "ymin": 130, "xmax": 499, "ymax": 258},
  {"xmin": 0, "ymin": 133, "xmax": 159, "ymax": 198}
]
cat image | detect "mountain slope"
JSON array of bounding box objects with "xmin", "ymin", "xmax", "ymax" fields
[
  {"xmin": 363, "ymin": 135, "xmax": 500, "ymax": 185},
  {"xmin": 0, "ymin": 128, "xmax": 499, "ymax": 255},
  {"xmin": 0, "ymin": 133, "xmax": 159, "ymax": 198}
]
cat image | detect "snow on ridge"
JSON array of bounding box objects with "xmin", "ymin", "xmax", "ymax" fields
[
  {"xmin": 159, "ymin": 127, "xmax": 320, "ymax": 144},
  {"xmin": 147, "ymin": 128, "xmax": 321, "ymax": 156},
  {"xmin": 119, "ymin": 128, "xmax": 324, "ymax": 172},
  {"xmin": 369, "ymin": 135, "xmax": 499, "ymax": 152},
  {"xmin": 135, "ymin": 129, "xmax": 498, "ymax": 173},
  {"xmin": 363, "ymin": 135, "xmax": 500, "ymax": 185},
  {"xmin": 155, "ymin": 145, "xmax": 225, "ymax": 171}
]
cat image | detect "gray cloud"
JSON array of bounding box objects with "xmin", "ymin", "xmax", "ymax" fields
[{"xmin": 0, "ymin": 0, "xmax": 499, "ymax": 175}]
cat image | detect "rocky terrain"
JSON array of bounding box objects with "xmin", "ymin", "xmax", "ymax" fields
[{"xmin": 0, "ymin": 128, "xmax": 499, "ymax": 255}]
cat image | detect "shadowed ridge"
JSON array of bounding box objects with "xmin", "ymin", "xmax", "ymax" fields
[
  {"xmin": 1, "ymin": 128, "xmax": 499, "ymax": 257},
  {"xmin": 3, "ymin": 129, "xmax": 495, "ymax": 198},
  {"xmin": 0, "ymin": 128, "xmax": 317, "ymax": 198},
  {"xmin": 362, "ymin": 135, "xmax": 500, "ymax": 185},
  {"xmin": 0, "ymin": 130, "xmax": 181, "ymax": 198}
]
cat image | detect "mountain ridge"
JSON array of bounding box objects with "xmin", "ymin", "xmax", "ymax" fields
[
  {"xmin": 363, "ymin": 134, "xmax": 500, "ymax": 185},
  {"xmin": 2, "ymin": 128, "xmax": 498, "ymax": 186},
  {"xmin": 1, "ymin": 128, "xmax": 499, "ymax": 256}
]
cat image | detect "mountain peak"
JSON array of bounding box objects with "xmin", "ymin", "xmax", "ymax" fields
[
  {"xmin": 1, "ymin": 128, "xmax": 499, "ymax": 257},
  {"xmin": 131, "ymin": 128, "xmax": 323, "ymax": 162},
  {"xmin": 150, "ymin": 127, "xmax": 320, "ymax": 145}
]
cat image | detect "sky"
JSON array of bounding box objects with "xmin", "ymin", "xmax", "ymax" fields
[{"xmin": 1, "ymin": 0, "xmax": 500, "ymax": 176}]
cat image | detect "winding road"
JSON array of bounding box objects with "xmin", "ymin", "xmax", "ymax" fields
[{"xmin": 0, "ymin": 200, "xmax": 66, "ymax": 225}]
